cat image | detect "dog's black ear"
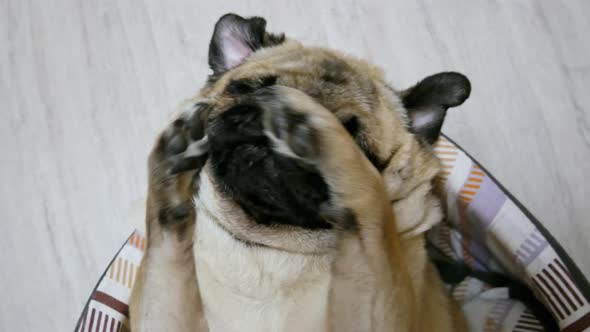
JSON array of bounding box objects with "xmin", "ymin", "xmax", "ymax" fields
[
  {"xmin": 401, "ymin": 72, "xmax": 471, "ymax": 144},
  {"xmin": 209, "ymin": 14, "xmax": 282, "ymax": 74}
]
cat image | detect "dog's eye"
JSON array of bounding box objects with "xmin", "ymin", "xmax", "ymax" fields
[
  {"xmin": 226, "ymin": 75, "xmax": 278, "ymax": 95},
  {"xmin": 341, "ymin": 116, "xmax": 386, "ymax": 171},
  {"xmin": 259, "ymin": 75, "xmax": 278, "ymax": 87},
  {"xmin": 342, "ymin": 116, "xmax": 360, "ymax": 137}
]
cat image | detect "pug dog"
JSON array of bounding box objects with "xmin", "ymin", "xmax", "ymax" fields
[{"xmin": 129, "ymin": 13, "xmax": 471, "ymax": 332}]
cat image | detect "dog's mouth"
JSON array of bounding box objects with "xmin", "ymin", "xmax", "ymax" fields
[{"xmin": 206, "ymin": 102, "xmax": 332, "ymax": 230}]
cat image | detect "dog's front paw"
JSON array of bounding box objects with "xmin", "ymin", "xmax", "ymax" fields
[
  {"xmin": 148, "ymin": 103, "xmax": 211, "ymax": 226},
  {"xmin": 258, "ymin": 86, "xmax": 383, "ymax": 230}
]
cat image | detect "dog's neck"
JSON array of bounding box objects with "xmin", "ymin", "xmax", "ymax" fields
[{"xmin": 193, "ymin": 171, "xmax": 333, "ymax": 331}]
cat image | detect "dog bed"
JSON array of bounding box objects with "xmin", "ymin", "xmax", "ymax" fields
[{"xmin": 74, "ymin": 135, "xmax": 590, "ymax": 332}]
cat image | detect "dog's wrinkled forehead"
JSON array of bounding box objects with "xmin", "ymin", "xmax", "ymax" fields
[
  {"xmin": 201, "ymin": 14, "xmax": 470, "ymax": 146},
  {"xmin": 203, "ymin": 43, "xmax": 379, "ymax": 121}
]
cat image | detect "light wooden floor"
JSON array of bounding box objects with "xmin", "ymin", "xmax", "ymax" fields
[{"xmin": 1, "ymin": 0, "xmax": 589, "ymax": 330}]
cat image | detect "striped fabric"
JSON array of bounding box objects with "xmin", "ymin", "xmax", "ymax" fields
[
  {"xmin": 75, "ymin": 136, "xmax": 590, "ymax": 332},
  {"xmin": 429, "ymin": 136, "xmax": 590, "ymax": 331},
  {"xmin": 76, "ymin": 233, "xmax": 144, "ymax": 332}
]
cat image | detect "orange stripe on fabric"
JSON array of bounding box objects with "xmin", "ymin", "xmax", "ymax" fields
[
  {"xmin": 459, "ymin": 195, "xmax": 472, "ymax": 202},
  {"xmin": 471, "ymin": 170, "xmax": 485, "ymax": 176},
  {"xmin": 464, "ymin": 183, "xmax": 480, "ymax": 189},
  {"xmin": 460, "ymin": 190, "xmax": 477, "ymax": 196},
  {"xmin": 123, "ymin": 260, "xmax": 128, "ymax": 285},
  {"xmin": 141, "ymin": 238, "xmax": 146, "ymax": 251},
  {"xmin": 116, "ymin": 257, "xmax": 122, "ymax": 282},
  {"xmin": 468, "ymin": 177, "xmax": 483, "ymax": 183}
]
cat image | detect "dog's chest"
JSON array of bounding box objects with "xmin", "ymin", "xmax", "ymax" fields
[{"xmin": 193, "ymin": 213, "xmax": 332, "ymax": 332}]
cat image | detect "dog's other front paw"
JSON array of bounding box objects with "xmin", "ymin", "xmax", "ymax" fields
[{"xmin": 148, "ymin": 103, "xmax": 211, "ymax": 227}]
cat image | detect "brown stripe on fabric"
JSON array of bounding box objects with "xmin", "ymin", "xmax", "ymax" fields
[
  {"xmin": 533, "ymin": 278, "xmax": 565, "ymax": 320},
  {"xmin": 97, "ymin": 311, "xmax": 103, "ymax": 332},
  {"xmin": 110, "ymin": 317, "xmax": 115, "ymax": 332},
  {"xmin": 550, "ymin": 263, "xmax": 584, "ymax": 308},
  {"xmin": 116, "ymin": 321, "xmax": 121, "ymax": 332},
  {"xmin": 562, "ymin": 311, "xmax": 590, "ymax": 332},
  {"xmin": 102, "ymin": 313, "xmax": 108, "ymax": 332},
  {"xmin": 554, "ymin": 259, "xmax": 585, "ymax": 307},
  {"xmin": 543, "ymin": 267, "xmax": 578, "ymax": 311},
  {"xmin": 556, "ymin": 259, "xmax": 573, "ymax": 279},
  {"xmin": 80, "ymin": 307, "xmax": 87, "ymax": 332},
  {"xmin": 92, "ymin": 291, "xmax": 129, "ymax": 317},
  {"xmin": 88, "ymin": 308, "xmax": 96, "ymax": 332},
  {"xmin": 538, "ymin": 273, "xmax": 571, "ymax": 316}
]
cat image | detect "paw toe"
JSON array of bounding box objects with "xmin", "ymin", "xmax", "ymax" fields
[
  {"xmin": 289, "ymin": 119, "xmax": 318, "ymax": 159},
  {"xmin": 265, "ymin": 107, "xmax": 319, "ymax": 161},
  {"xmin": 169, "ymin": 154, "xmax": 208, "ymax": 175},
  {"xmin": 188, "ymin": 103, "xmax": 211, "ymax": 140},
  {"xmin": 166, "ymin": 133, "xmax": 188, "ymax": 155}
]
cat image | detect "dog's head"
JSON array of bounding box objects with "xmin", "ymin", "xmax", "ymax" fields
[{"xmin": 193, "ymin": 14, "xmax": 470, "ymax": 252}]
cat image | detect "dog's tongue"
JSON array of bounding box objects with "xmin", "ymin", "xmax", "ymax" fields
[{"xmin": 206, "ymin": 103, "xmax": 332, "ymax": 230}]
